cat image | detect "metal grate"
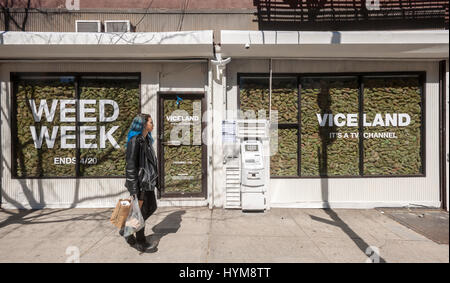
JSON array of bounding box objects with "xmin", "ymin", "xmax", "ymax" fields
[{"xmin": 224, "ymin": 164, "xmax": 241, "ymax": 209}]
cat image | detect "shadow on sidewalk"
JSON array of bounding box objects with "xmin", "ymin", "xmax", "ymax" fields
[
  {"xmin": 0, "ymin": 208, "xmax": 112, "ymax": 230},
  {"xmin": 139, "ymin": 210, "xmax": 186, "ymax": 254},
  {"xmin": 309, "ymin": 210, "xmax": 387, "ymax": 263},
  {"xmin": 0, "ymin": 209, "xmax": 38, "ymax": 229},
  {"xmin": 310, "ymin": 80, "xmax": 386, "ymax": 263}
]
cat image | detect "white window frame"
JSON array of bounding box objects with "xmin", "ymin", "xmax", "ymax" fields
[
  {"xmin": 104, "ymin": 20, "xmax": 131, "ymax": 33},
  {"xmin": 75, "ymin": 20, "xmax": 102, "ymax": 32}
]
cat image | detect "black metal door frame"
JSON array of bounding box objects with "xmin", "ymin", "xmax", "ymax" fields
[
  {"xmin": 157, "ymin": 92, "xmax": 207, "ymax": 199},
  {"xmin": 439, "ymin": 60, "xmax": 447, "ymax": 210}
]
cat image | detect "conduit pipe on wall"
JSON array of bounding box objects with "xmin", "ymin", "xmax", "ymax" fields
[{"xmin": 210, "ymin": 44, "xmax": 231, "ymax": 208}]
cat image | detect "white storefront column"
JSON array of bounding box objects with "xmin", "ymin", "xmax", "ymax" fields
[{"xmin": 210, "ymin": 50, "xmax": 227, "ymax": 208}]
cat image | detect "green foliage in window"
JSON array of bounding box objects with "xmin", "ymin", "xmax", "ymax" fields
[
  {"xmin": 162, "ymin": 98, "xmax": 203, "ymax": 193},
  {"xmin": 363, "ymin": 77, "xmax": 422, "ymax": 175},
  {"xmin": 15, "ymin": 79, "xmax": 77, "ymax": 177},
  {"xmin": 14, "ymin": 77, "xmax": 140, "ymax": 178},
  {"xmin": 301, "ymin": 78, "xmax": 360, "ymax": 176},
  {"xmin": 163, "ymin": 146, "xmax": 202, "ymax": 193},
  {"xmin": 270, "ymin": 128, "xmax": 298, "ymax": 176},
  {"xmin": 79, "ymin": 79, "xmax": 140, "ymax": 177},
  {"xmin": 240, "ymin": 77, "xmax": 299, "ymax": 176},
  {"xmin": 239, "ymin": 78, "xmax": 270, "ymax": 119},
  {"xmin": 270, "ymin": 79, "xmax": 298, "ymax": 123}
]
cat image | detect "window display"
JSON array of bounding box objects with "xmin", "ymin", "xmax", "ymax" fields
[
  {"xmin": 239, "ymin": 73, "xmax": 424, "ymax": 178},
  {"xmin": 12, "ymin": 74, "xmax": 140, "ymax": 178}
]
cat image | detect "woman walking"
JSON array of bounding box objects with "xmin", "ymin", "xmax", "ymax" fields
[{"xmin": 122, "ymin": 113, "xmax": 158, "ymax": 252}]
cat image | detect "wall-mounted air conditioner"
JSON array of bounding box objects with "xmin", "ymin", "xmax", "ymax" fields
[
  {"xmin": 75, "ymin": 20, "xmax": 102, "ymax": 32},
  {"xmin": 105, "ymin": 20, "xmax": 131, "ymax": 33}
]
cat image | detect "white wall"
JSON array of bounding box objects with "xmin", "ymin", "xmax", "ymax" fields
[
  {"xmin": 225, "ymin": 59, "xmax": 441, "ymax": 209},
  {"xmin": 0, "ymin": 61, "xmax": 208, "ymax": 209}
]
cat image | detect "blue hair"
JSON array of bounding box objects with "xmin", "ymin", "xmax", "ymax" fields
[{"xmin": 126, "ymin": 114, "xmax": 154, "ymax": 147}]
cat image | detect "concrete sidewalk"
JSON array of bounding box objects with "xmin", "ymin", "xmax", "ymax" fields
[{"xmin": 0, "ymin": 207, "xmax": 448, "ymax": 263}]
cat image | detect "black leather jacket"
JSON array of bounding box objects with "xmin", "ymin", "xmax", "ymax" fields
[{"xmin": 125, "ymin": 134, "xmax": 158, "ymax": 195}]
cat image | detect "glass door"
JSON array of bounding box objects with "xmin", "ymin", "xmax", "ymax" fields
[{"xmin": 158, "ymin": 93, "xmax": 206, "ymax": 198}]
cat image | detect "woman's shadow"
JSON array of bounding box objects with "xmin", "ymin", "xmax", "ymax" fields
[{"xmin": 140, "ymin": 210, "xmax": 186, "ymax": 253}]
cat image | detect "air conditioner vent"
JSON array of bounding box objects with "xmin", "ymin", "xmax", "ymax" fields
[
  {"xmin": 75, "ymin": 20, "xmax": 101, "ymax": 32},
  {"xmin": 105, "ymin": 20, "xmax": 131, "ymax": 33}
]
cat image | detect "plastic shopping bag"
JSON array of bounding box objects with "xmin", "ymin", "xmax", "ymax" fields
[
  {"xmin": 123, "ymin": 197, "xmax": 145, "ymax": 238},
  {"xmin": 110, "ymin": 199, "xmax": 132, "ymax": 229}
]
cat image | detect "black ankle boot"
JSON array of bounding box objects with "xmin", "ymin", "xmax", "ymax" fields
[
  {"xmin": 125, "ymin": 235, "xmax": 137, "ymax": 246},
  {"xmin": 135, "ymin": 240, "xmax": 150, "ymax": 252}
]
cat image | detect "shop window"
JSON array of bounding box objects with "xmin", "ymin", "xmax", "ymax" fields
[
  {"xmin": 271, "ymin": 127, "xmax": 298, "ymax": 176},
  {"xmin": 240, "ymin": 76, "xmax": 299, "ymax": 176},
  {"xmin": 78, "ymin": 76, "xmax": 140, "ymax": 177},
  {"xmin": 12, "ymin": 74, "xmax": 140, "ymax": 178},
  {"xmin": 271, "ymin": 78, "xmax": 298, "ymax": 124},
  {"xmin": 238, "ymin": 73, "xmax": 424, "ymax": 178},
  {"xmin": 14, "ymin": 77, "xmax": 77, "ymax": 177},
  {"xmin": 300, "ymin": 77, "xmax": 360, "ymax": 176},
  {"xmin": 239, "ymin": 77, "xmax": 270, "ymax": 120},
  {"xmin": 362, "ymin": 76, "xmax": 423, "ymax": 176},
  {"xmin": 270, "ymin": 78, "xmax": 298, "ymax": 176}
]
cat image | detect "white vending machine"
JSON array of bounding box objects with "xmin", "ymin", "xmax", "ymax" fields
[{"xmin": 240, "ymin": 139, "xmax": 266, "ymax": 211}]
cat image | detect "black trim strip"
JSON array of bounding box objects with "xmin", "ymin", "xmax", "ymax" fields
[
  {"xmin": 358, "ymin": 75, "xmax": 364, "ymax": 176},
  {"xmin": 439, "ymin": 60, "xmax": 447, "ymax": 210}
]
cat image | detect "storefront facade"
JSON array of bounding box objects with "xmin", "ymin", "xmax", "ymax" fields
[
  {"xmin": 0, "ymin": 31, "xmax": 214, "ymax": 208},
  {"xmin": 1, "ymin": 29, "xmax": 449, "ymax": 210},
  {"xmin": 213, "ymin": 30, "xmax": 449, "ymax": 209},
  {"xmin": 225, "ymin": 60, "xmax": 437, "ymax": 208}
]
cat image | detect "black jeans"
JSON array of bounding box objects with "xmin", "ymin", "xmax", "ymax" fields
[{"xmin": 135, "ymin": 190, "xmax": 157, "ymax": 243}]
